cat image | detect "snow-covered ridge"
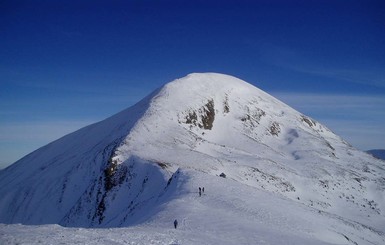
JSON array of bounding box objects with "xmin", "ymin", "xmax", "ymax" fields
[{"xmin": 1, "ymin": 73, "xmax": 384, "ymax": 244}]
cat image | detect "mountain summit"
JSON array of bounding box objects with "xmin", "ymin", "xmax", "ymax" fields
[{"xmin": 1, "ymin": 73, "xmax": 384, "ymax": 244}]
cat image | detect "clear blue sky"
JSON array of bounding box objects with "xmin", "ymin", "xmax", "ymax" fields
[{"xmin": 1, "ymin": 0, "xmax": 385, "ymax": 169}]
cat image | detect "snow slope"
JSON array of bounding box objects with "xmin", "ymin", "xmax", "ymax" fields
[{"xmin": 1, "ymin": 73, "xmax": 384, "ymax": 244}]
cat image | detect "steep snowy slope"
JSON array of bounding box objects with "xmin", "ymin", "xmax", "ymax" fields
[
  {"xmin": 1, "ymin": 168, "xmax": 384, "ymax": 245},
  {"xmin": 0, "ymin": 73, "xmax": 384, "ymax": 244}
]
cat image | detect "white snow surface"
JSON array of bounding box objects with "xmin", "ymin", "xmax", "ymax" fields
[{"xmin": 1, "ymin": 73, "xmax": 384, "ymax": 244}]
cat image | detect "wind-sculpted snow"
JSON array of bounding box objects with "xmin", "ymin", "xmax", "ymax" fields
[{"xmin": 0, "ymin": 73, "xmax": 384, "ymax": 244}]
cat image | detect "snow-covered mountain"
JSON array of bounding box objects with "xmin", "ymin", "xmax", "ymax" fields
[{"xmin": 1, "ymin": 73, "xmax": 384, "ymax": 244}]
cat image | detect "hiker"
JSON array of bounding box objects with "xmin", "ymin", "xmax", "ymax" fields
[
  {"xmin": 174, "ymin": 219, "xmax": 178, "ymax": 229},
  {"xmin": 202, "ymin": 187, "xmax": 204, "ymax": 193}
]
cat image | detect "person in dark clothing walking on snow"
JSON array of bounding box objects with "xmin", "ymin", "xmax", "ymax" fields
[
  {"xmin": 174, "ymin": 219, "xmax": 178, "ymax": 229},
  {"xmin": 202, "ymin": 187, "xmax": 204, "ymax": 193},
  {"xmin": 199, "ymin": 187, "xmax": 201, "ymax": 197}
]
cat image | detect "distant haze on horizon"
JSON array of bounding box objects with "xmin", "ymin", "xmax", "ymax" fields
[{"xmin": 1, "ymin": 0, "xmax": 384, "ymax": 169}]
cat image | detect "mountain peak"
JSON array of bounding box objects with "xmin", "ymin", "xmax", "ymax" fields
[
  {"xmin": 1, "ymin": 73, "xmax": 384, "ymax": 244},
  {"xmin": 155, "ymin": 72, "xmax": 275, "ymax": 110}
]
